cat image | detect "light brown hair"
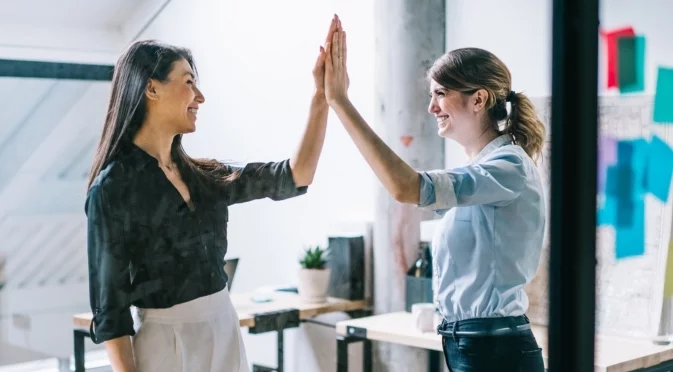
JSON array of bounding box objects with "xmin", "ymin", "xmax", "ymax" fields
[{"xmin": 428, "ymin": 47, "xmax": 545, "ymax": 161}]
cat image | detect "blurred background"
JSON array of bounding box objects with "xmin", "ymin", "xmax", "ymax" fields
[{"xmin": 0, "ymin": 0, "xmax": 672, "ymax": 371}]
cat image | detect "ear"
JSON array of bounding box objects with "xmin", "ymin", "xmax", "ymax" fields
[
  {"xmin": 472, "ymin": 89, "xmax": 489, "ymax": 113},
  {"xmin": 145, "ymin": 79, "xmax": 160, "ymax": 101}
]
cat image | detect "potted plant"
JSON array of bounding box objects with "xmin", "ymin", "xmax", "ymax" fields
[{"xmin": 297, "ymin": 245, "xmax": 331, "ymax": 303}]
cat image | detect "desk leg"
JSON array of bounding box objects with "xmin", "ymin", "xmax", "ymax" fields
[
  {"xmin": 73, "ymin": 329, "xmax": 87, "ymax": 372},
  {"xmin": 336, "ymin": 336, "xmax": 371, "ymax": 372},
  {"xmin": 276, "ymin": 329, "xmax": 284, "ymax": 372},
  {"xmin": 337, "ymin": 336, "xmax": 349, "ymax": 372},
  {"xmin": 428, "ymin": 350, "xmax": 442, "ymax": 372},
  {"xmin": 363, "ymin": 339, "xmax": 372, "ymax": 372}
]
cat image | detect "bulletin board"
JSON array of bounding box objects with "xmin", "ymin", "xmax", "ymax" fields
[{"xmin": 525, "ymin": 95, "xmax": 673, "ymax": 340}]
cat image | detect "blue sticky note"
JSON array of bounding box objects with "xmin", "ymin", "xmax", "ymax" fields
[
  {"xmin": 654, "ymin": 67, "xmax": 673, "ymax": 123},
  {"xmin": 644, "ymin": 135, "xmax": 673, "ymax": 201},
  {"xmin": 597, "ymin": 195, "xmax": 618, "ymax": 226},
  {"xmin": 605, "ymin": 139, "xmax": 649, "ymax": 198},
  {"xmin": 615, "ymin": 197, "xmax": 645, "ymax": 258}
]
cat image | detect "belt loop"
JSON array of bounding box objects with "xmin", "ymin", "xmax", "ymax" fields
[
  {"xmin": 523, "ymin": 314, "xmax": 530, "ymax": 323},
  {"xmin": 452, "ymin": 320, "xmax": 459, "ymax": 343}
]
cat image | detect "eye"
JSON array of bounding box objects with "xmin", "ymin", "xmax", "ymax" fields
[{"xmin": 187, "ymin": 80, "xmax": 195, "ymax": 85}]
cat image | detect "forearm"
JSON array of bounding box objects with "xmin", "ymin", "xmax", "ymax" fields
[
  {"xmin": 290, "ymin": 93, "xmax": 329, "ymax": 187},
  {"xmin": 104, "ymin": 336, "xmax": 136, "ymax": 372},
  {"xmin": 331, "ymin": 98, "xmax": 420, "ymax": 204}
]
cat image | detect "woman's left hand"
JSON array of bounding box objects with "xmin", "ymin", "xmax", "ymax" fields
[{"xmin": 325, "ymin": 28, "xmax": 350, "ymax": 106}]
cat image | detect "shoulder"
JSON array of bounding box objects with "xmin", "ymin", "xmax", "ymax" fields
[
  {"xmin": 85, "ymin": 160, "xmax": 135, "ymax": 214},
  {"xmin": 481, "ymin": 145, "xmax": 527, "ymax": 166}
]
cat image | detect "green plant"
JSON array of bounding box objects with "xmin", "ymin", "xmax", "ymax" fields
[{"xmin": 299, "ymin": 245, "xmax": 329, "ymax": 269}]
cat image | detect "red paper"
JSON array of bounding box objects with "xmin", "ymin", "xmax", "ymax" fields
[{"xmin": 601, "ymin": 27, "xmax": 635, "ymax": 88}]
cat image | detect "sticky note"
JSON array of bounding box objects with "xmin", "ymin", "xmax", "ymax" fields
[
  {"xmin": 644, "ymin": 136, "xmax": 673, "ymax": 201},
  {"xmin": 618, "ymin": 36, "xmax": 646, "ymax": 93},
  {"xmin": 615, "ymin": 197, "xmax": 645, "ymax": 258},
  {"xmin": 598, "ymin": 136, "xmax": 618, "ymax": 194},
  {"xmin": 663, "ymin": 242, "xmax": 673, "ymax": 297},
  {"xmin": 605, "ymin": 139, "xmax": 649, "ymax": 197},
  {"xmin": 601, "ymin": 27, "xmax": 635, "ymax": 89},
  {"xmin": 654, "ymin": 67, "xmax": 673, "ymax": 123},
  {"xmin": 597, "ymin": 195, "xmax": 618, "ymax": 226}
]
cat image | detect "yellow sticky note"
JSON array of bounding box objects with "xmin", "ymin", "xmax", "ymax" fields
[{"xmin": 663, "ymin": 242, "xmax": 673, "ymax": 297}]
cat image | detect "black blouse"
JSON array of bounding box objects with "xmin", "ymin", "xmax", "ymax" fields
[{"xmin": 85, "ymin": 145, "xmax": 307, "ymax": 344}]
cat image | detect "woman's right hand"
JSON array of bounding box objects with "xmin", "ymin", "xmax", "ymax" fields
[{"xmin": 324, "ymin": 25, "xmax": 350, "ymax": 106}]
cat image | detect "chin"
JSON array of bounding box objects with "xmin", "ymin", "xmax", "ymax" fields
[
  {"xmin": 179, "ymin": 123, "xmax": 197, "ymax": 134},
  {"xmin": 437, "ymin": 126, "xmax": 452, "ymax": 139}
]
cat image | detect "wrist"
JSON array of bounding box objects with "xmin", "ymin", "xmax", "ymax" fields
[
  {"xmin": 312, "ymin": 90, "xmax": 327, "ymax": 104},
  {"xmin": 327, "ymin": 95, "xmax": 350, "ymax": 109}
]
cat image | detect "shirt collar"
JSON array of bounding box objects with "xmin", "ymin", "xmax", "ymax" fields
[
  {"xmin": 470, "ymin": 134, "xmax": 513, "ymax": 164},
  {"xmin": 118, "ymin": 143, "xmax": 157, "ymax": 171}
]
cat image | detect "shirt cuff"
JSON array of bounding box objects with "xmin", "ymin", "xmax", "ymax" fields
[
  {"xmin": 91, "ymin": 308, "xmax": 136, "ymax": 344},
  {"xmin": 275, "ymin": 159, "xmax": 308, "ymax": 200},
  {"xmin": 418, "ymin": 170, "xmax": 458, "ymax": 211}
]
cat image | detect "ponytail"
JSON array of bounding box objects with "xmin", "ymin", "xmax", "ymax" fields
[{"xmin": 505, "ymin": 92, "xmax": 545, "ymax": 162}]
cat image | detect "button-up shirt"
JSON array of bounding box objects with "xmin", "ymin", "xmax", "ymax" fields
[
  {"xmin": 418, "ymin": 134, "xmax": 545, "ymax": 323},
  {"xmin": 85, "ymin": 145, "xmax": 307, "ymax": 343}
]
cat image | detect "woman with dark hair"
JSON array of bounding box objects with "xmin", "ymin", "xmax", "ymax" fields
[
  {"xmin": 86, "ymin": 16, "xmax": 341, "ymax": 372},
  {"xmin": 323, "ymin": 28, "xmax": 546, "ymax": 371}
]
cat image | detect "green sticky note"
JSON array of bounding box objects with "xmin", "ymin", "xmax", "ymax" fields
[
  {"xmin": 618, "ymin": 36, "xmax": 645, "ymax": 94},
  {"xmin": 664, "ymin": 242, "xmax": 673, "ymax": 297},
  {"xmin": 654, "ymin": 67, "xmax": 673, "ymax": 123}
]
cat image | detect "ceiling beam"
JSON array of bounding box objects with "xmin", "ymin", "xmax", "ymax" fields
[{"xmin": 0, "ymin": 0, "xmax": 172, "ymax": 64}]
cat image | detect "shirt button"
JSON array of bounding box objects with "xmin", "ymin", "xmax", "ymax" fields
[{"xmin": 211, "ymin": 272, "xmax": 215, "ymax": 277}]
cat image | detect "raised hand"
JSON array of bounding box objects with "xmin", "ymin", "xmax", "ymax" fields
[
  {"xmin": 325, "ymin": 26, "xmax": 350, "ymax": 105},
  {"xmin": 313, "ymin": 15, "xmax": 340, "ymax": 98}
]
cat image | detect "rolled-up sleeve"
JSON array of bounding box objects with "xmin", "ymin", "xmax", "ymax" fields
[
  {"xmin": 224, "ymin": 159, "xmax": 308, "ymax": 205},
  {"xmin": 85, "ymin": 184, "xmax": 135, "ymax": 344},
  {"xmin": 418, "ymin": 151, "xmax": 527, "ymax": 212}
]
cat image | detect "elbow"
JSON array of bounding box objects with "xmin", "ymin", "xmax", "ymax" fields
[
  {"xmin": 295, "ymin": 175, "xmax": 313, "ymax": 188},
  {"xmin": 391, "ymin": 172, "xmax": 420, "ymax": 204},
  {"xmin": 391, "ymin": 185, "xmax": 418, "ymax": 204}
]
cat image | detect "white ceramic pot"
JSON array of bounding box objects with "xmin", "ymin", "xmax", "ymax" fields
[{"xmin": 297, "ymin": 268, "xmax": 331, "ymax": 303}]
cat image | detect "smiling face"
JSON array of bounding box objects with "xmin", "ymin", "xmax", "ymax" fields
[
  {"xmin": 428, "ymin": 79, "xmax": 490, "ymax": 145},
  {"xmin": 145, "ymin": 58, "xmax": 205, "ymax": 134}
]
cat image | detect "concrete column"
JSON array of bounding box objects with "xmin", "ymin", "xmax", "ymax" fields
[{"xmin": 373, "ymin": 0, "xmax": 445, "ymax": 370}]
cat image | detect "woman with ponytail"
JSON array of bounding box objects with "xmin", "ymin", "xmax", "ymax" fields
[{"xmin": 323, "ymin": 25, "xmax": 546, "ymax": 372}]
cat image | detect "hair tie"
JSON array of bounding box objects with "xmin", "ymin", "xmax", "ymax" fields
[{"xmin": 505, "ymin": 90, "xmax": 517, "ymax": 103}]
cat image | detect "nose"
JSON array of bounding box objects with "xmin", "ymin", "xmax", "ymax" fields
[
  {"xmin": 194, "ymin": 86, "xmax": 205, "ymax": 104},
  {"xmin": 428, "ymin": 96, "xmax": 439, "ymax": 115}
]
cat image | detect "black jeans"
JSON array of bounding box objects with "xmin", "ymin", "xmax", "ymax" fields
[{"xmin": 438, "ymin": 316, "xmax": 544, "ymax": 372}]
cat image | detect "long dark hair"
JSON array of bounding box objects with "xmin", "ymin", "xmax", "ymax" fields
[
  {"xmin": 87, "ymin": 40, "xmax": 234, "ymax": 191},
  {"xmin": 428, "ymin": 47, "xmax": 545, "ymax": 161}
]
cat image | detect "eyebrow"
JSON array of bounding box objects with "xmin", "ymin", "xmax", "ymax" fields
[{"xmin": 183, "ymin": 72, "xmax": 195, "ymax": 80}]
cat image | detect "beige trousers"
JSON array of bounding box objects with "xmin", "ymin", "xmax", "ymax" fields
[{"xmin": 132, "ymin": 288, "xmax": 249, "ymax": 372}]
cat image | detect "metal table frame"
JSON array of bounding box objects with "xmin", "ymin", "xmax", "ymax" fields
[
  {"xmin": 336, "ymin": 324, "xmax": 442, "ymax": 372},
  {"xmin": 74, "ymin": 308, "xmax": 371, "ymax": 372}
]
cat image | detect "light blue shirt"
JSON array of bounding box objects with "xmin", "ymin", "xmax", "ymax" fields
[{"xmin": 418, "ymin": 134, "xmax": 545, "ymax": 323}]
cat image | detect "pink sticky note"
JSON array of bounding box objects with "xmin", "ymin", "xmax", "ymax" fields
[{"xmin": 601, "ymin": 27, "xmax": 636, "ymax": 89}]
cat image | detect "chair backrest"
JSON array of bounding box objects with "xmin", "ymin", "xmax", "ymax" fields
[{"xmin": 223, "ymin": 258, "xmax": 239, "ymax": 290}]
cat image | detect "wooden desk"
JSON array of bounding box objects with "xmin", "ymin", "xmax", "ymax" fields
[
  {"xmin": 335, "ymin": 312, "xmax": 673, "ymax": 372},
  {"xmin": 72, "ymin": 291, "xmax": 368, "ymax": 372}
]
